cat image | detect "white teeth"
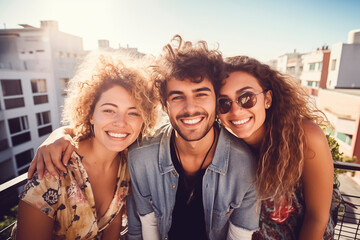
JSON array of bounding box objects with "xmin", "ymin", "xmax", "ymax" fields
[
  {"xmin": 182, "ymin": 118, "xmax": 201, "ymax": 125},
  {"xmin": 232, "ymin": 118, "xmax": 251, "ymax": 125},
  {"xmin": 108, "ymin": 132, "xmax": 128, "ymax": 138}
]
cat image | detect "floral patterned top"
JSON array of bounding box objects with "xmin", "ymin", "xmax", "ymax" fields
[
  {"xmin": 18, "ymin": 151, "xmax": 130, "ymax": 240},
  {"xmin": 252, "ymin": 187, "xmax": 335, "ymax": 240}
]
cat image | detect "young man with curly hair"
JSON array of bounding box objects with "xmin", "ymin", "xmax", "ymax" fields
[{"xmin": 127, "ymin": 36, "xmax": 259, "ymax": 240}]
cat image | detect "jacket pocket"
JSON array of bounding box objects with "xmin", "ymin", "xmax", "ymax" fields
[{"xmin": 212, "ymin": 203, "xmax": 236, "ymax": 230}]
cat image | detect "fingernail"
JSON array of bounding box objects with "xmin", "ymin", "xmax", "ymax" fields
[{"xmin": 55, "ymin": 175, "xmax": 59, "ymax": 180}]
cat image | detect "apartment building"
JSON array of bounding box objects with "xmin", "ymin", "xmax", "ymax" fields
[
  {"xmin": 327, "ymin": 29, "xmax": 360, "ymax": 89},
  {"xmin": 0, "ymin": 21, "xmax": 84, "ymax": 183},
  {"xmin": 299, "ymin": 46, "xmax": 331, "ymax": 96},
  {"xmin": 277, "ymin": 50, "xmax": 303, "ymax": 80},
  {"xmin": 307, "ymin": 29, "xmax": 360, "ymax": 164}
]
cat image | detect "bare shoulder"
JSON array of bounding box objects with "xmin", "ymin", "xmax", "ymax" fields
[
  {"xmin": 302, "ymin": 119, "xmax": 332, "ymax": 164},
  {"xmin": 302, "ymin": 119, "xmax": 328, "ymax": 145}
]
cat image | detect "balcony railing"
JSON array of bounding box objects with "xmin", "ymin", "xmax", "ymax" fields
[{"xmin": 1, "ymin": 162, "xmax": 360, "ymax": 239}]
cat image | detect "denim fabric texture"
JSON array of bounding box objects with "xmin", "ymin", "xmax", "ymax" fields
[{"xmin": 127, "ymin": 124, "xmax": 259, "ymax": 240}]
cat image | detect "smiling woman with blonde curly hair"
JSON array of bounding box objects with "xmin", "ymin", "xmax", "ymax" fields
[{"xmin": 14, "ymin": 51, "xmax": 159, "ymax": 240}]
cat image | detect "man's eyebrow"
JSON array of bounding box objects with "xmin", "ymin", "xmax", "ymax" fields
[
  {"xmin": 168, "ymin": 90, "xmax": 184, "ymax": 97},
  {"xmin": 193, "ymin": 87, "xmax": 212, "ymax": 93}
]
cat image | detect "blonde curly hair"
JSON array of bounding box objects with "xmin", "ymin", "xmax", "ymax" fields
[{"xmin": 62, "ymin": 51, "xmax": 159, "ymax": 142}]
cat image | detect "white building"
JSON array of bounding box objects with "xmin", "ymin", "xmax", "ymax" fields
[
  {"xmin": 327, "ymin": 29, "xmax": 360, "ymax": 89},
  {"xmin": 299, "ymin": 47, "xmax": 330, "ymax": 96},
  {"xmin": 0, "ymin": 21, "xmax": 84, "ymax": 183},
  {"xmin": 277, "ymin": 50, "xmax": 303, "ymax": 80},
  {"xmin": 317, "ymin": 89, "xmax": 360, "ymax": 162}
]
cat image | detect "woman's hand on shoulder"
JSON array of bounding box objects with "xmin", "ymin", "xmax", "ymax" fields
[{"xmin": 28, "ymin": 127, "xmax": 76, "ymax": 180}]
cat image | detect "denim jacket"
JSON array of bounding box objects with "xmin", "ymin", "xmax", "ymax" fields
[{"xmin": 127, "ymin": 124, "xmax": 259, "ymax": 239}]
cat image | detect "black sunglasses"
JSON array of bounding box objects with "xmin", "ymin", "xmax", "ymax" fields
[{"xmin": 217, "ymin": 90, "xmax": 267, "ymax": 114}]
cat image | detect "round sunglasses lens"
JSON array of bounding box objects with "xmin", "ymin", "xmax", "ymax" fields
[
  {"xmin": 239, "ymin": 92, "xmax": 257, "ymax": 109},
  {"xmin": 218, "ymin": 99, "xmax": 232, "ymax": 114}
]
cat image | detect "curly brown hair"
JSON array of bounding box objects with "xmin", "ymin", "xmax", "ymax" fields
[
  {"xmin": 224, "ymin": 56, "xmax": 326, "ymax": 205},
  {"xmin": 152, "ymin": 35, "xmax": 225, "ymax": 109},
  {"xmin": 62, "ymin": 51, "xmax": 159, "ymax": 142}
]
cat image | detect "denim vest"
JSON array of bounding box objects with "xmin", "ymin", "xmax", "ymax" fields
[{"xmin": 127, "ymin": 124, "xmax": 259, "ymax": 239}]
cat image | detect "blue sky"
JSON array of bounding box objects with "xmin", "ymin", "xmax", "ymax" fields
[{"xmin": 0, "ymin": 0, "xmax": 359, "ymax": 61}]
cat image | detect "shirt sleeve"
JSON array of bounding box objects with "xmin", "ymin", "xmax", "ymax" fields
[
  {"xmin": 227, "ymin": 222, "xmax": 254, "ymax": 240},
  {"xmin": 127, "ymin": 194, "xmax": 143, "ymax": 240},
  {"xmin": 128, "ymin": 157, "xmax": 158, "ymax": 238},
  {"xmin": 229, "ymin": 183, "xmax": 260, "ymax": 231},
  {"xmin": 139, "ymin": 212, "xmax": 161, "ymax": 240},
  {"xmin": 19, "ymin": 173, "xmax": 62, "ymax": 218}
]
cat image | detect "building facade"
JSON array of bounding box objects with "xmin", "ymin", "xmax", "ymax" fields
[
  {"xmin": 277, "ymin": 50, "xmax": 303, "ymax": 81},
  {"xmin": 327, "ymin": 29, "xmax": 360, "ymax": 89},
  {"xmin": 0, "ymin": 21, "xmax": 84, "ymax": 183},
  {"xmin": 317, "ymin": 89, "xmax": 360, "ymax": 162},
  {"xmin": 300, "ymin": 47, "xmax": 330, "ymax": 96}
]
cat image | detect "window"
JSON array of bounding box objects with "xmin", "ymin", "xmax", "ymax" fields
[
  {"xmin": 8, "ymin": 116, "xmax": 29, "ymax": 134},
  {"xmin": 1, "ymin": 79, "xmax": 23, "ymax": 96},
  {"xmin": 331, "ymin": 59, "xmax": 337, "ymax": 71},
  {"xmin": 337, "ymin": 132, "xmax": 352, "ymax": 145},
  {"xmin": 38, "ymin": 125, "xmax": 53, "ymax": 137},
  {"xmin": 15, "ymin": 149, "xmax": 34, "ymax": 168},
  {"xmin": 309, "ymin": 63, "xmax": 315, "ymax": 71},
  {"xmin": 4, "ymin": 98, "xmax": 25, "ymax": 109},
  {"xmin": 36, "ymin": 111, "xmax": 52, "ymax": 137},
  {"xmin": 36, "ymin": 111, "xmax": 51, "ymax": 126},
  {"xmin": 31, "ymin": 79, "xmax": 47, "ymax": 93},
  {"xmin": 1, "ymin": 79, "xmax": 25, "ymax": 109},
  {"xmin": 31, "ymin": 79, "xmax": 48, "ymax": 105},
  {"xmin": 60, "ymin": 78, "xmax": 69, "ymax": 96},
  {"xmin": 11, "ymin": 132, "xmax": 31, "ymax": 146},
  {"xmin": 33, "ymin": 95, "xmax": 48, "ymax": 104},
  {"xmin": 307, "ymin": 81, "xmax": 313, "ymax": 86},
  {"xmin": 318, "ymin": 62, "xmax": 323, "ymax": 71},
  {"xmin": 286, "ymin": 66, "xmax": 295, "ymax": 74}
]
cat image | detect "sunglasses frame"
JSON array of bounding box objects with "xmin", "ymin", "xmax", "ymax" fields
[{"xmin": 218, "ymin": 90, "xmax": 268, "ymax": 114}]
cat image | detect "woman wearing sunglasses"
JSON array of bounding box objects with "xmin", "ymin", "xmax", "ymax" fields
[{"xmin": 217, "ymin": 56, "xmax": 335, "ymax": 239}]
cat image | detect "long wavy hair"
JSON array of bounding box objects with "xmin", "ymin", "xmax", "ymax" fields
[{"xmin": 224, "ymin": 56, "xmax": 326, "ymax": 206}]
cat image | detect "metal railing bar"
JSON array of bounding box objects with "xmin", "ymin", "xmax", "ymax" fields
[
  {"xmin": 0, "ymin": 173, "xmax": 27, "ymax": 192},
  {"xmin": 0, "ymin": 221, "xmax": 16, "ymax": 234},
  {"xmin": 334, "ymin": 161, "xmax": 360, "ymax": 171}
]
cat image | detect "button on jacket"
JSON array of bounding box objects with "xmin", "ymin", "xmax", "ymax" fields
[{"xmin": 127, "ymin": 124, "xmax": 259, "ymax": 240}]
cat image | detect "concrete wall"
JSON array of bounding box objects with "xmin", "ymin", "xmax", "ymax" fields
[{"xmin": 337, "ymin": 44, "xmax": 360, "ymax": 88}]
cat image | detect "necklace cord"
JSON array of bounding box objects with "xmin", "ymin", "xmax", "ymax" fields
[{"xmin": 173, "ymin": 128, "xmax": 217, "ymax": 173}]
